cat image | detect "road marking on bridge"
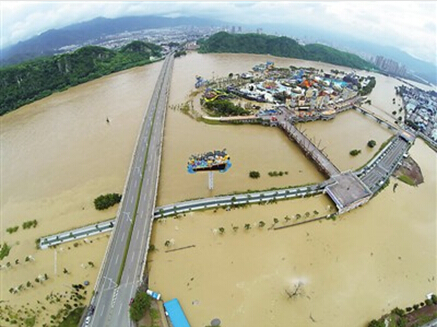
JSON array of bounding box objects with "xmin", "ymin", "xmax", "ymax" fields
[
  {"xmin": 111, "ymin": 287, "xmax": 119, "ymax": 308},
  {"xmin": 115, "ymin": 254, "xmax": 119, "ymax": 265},
  {"xmin": 130, "ymin": 196, "xmax": 134, "ymax": 204},
  {"xmin": 121, "ymin": 232, "xmax": 125, "ymax": 242},
  {"xmin": 100, "ymin": 304, "xmax": 105, "ymax": 317}
]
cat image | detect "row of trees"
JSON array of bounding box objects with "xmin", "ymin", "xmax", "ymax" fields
[{"xmin": 368, "ymin": 294, "xmax": 437, "ymax": 327}]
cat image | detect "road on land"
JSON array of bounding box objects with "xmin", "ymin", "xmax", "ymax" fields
[{"xmin": 88, "ymin": 53, "xmax": 173, "ymax": 327}]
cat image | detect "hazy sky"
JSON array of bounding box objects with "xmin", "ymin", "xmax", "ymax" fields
[{"xmin": 1, "ymin": 1, "xmax": 436, "ymax": 64}]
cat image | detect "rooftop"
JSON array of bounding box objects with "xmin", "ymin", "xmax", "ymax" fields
[{"xmin": 325, "ymin": 172, "xmax": 372, "ymax": 213}]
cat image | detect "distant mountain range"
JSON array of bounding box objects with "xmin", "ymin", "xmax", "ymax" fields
[
  {"xmin": 1, "ymin": 15, "xmax": 221, "ymax": 66},
  {"xmin": 256, "ymin": 23, "xmax": 437, "ymax": 85},
  {"xmin": 2, "ymin": 15, "xmax": 436, "ymax": 85}
]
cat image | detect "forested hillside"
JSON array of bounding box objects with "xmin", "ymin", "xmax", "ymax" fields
[
  {"xmin": 0, "ymin": 41, "xmax": 162, "ymax": 115},
  {"xmin": 198, "ymin": 32, "xmax": 376, "ymax": 71}
]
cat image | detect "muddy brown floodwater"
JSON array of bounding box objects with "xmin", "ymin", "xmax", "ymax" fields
[
  {"xmin": 150, "ymin": 53, "xmax": 436, "ymax": 327},
  {"xmin": 1, "ymin": 52, "xmax": 435, "ymax": 327}
]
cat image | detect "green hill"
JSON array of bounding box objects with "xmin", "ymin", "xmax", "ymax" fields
[
  {"xmin": 0, "ymin": 41, "xmax": 162, "ymax": 116},
  {"xmin": 198, "ymin": 32, "xmax": 375, "ymax": 71}
]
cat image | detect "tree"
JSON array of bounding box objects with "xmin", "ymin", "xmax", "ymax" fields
[
  {"xmin": 129, "ymin": 291, "xmax": 151, "ymax": 322},
  {"xmin": 232, "ymin": 225, "xmax": 239, "ymax": 232},
  {"xmin": 249, "ymin": 171, "xmax": 260, "ymax": 179},
  {"xmin": 88, "ymin": 261, "xmax": 94, "ymax": 268},
  {"xmin": 273, "ymin": 218, "xmax": 279, "ymax": 225},
  {"xmin": 94, "ymin": 193, "xmax": 122, "ymax": 210},
  {"xmin": 367, "ymin": 140, "xmax": 376, "ymax": 148},
  {"xmin": 218, "ymin": 227, "xmax": 225, "ymax": 234},
  {"xmin": 284, "ymin": 216, "xmax": 291, "ymax": 222},
  {"xmin": 258, "ymin": 221, "xmax": 266, "ymax": 228},
  {"xmin": 350, "ymin": 149, "xmax": 361, "ymax": 156},
  {"xmin": 164, "ymin": 240, "xmax": 171, "ymax": 247},
  {"xmin": 244, "ymin": 223, "xmax": 251, "ymax": 230},
  {"xmin": 285, "ymin": 282, "xmax": 304, "ymax": 299},
  {"xmin": 368, "ymin": 320, "xmax": 385, "ymax": 327}
]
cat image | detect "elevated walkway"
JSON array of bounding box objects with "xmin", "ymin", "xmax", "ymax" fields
[{"xmin": 279, "ymin": 121, "xmax": 341, "ymax": 177}]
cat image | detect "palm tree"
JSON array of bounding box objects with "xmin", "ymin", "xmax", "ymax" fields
[
  {"xmin": 284, "ymin": 216, "xmax": 291, "ymax": 222},
  {"xmin": 232, "ymin": 225, "xmax": 239, "ymax": 232},
  {"xmin": 273, "ymin": 218, "xmax": 279, "ymax": 225},
  {"xmin": 218, "ymin": 227, "xmax": 225, "ymax": 234},
  {"xmin": 258, "ymin": 221, "xmax": 266, "ymax": 228},
  {"xmin": 88, "ymin": 261, "xmax": 94, "ymax": 268},
  {"xmin": 164, "ymin": 240, "xmax": 171, "ymax": 247},
  {"xmin": 244, "ymin": 224, "xmax": 251, "ymax": 230}
]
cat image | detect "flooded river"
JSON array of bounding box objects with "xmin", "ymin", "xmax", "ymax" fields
[{"xmin": 1, "ymin": 52, "xmax": 435, "ymax": 326}]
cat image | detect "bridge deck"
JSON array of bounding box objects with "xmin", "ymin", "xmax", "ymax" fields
[{"xmin": 279, "ymin": 121, "xmax": 341, "ymax": 177}]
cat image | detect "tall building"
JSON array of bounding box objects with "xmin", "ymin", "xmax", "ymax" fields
[{"xmin": 373, "ymin": 55, "xmax": 407, "ymax": 77}]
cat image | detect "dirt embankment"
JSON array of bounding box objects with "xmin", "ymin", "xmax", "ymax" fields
[{"xmin": 393, "ymin": 155, "xmax": 424, "ymax": 186}]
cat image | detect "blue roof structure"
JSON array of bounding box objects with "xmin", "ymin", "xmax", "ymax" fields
[{"xmin": 163, "ymin": 298, "xmax": 190, "ymax": 327}]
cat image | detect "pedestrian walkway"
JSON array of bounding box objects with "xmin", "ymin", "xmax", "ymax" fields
[{"xmin": 39, "ymin": 219, "xmax": 115, "ymax": 249}]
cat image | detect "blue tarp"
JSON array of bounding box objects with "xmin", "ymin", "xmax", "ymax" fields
[{"xmin": 163, "ymin": 298, "xmax": 190, "ymax": 327}]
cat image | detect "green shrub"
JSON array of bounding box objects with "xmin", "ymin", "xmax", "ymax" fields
[
  {"xmin": 6, "ymin": 226, "xmax": 19, "ymax": 234},
  {"xmin": 350, "ymin": 149, "xmax": 361, "ymax": 156},
  {"xmin": 94, "ymin": 193, "xmax": 122, "ymax": 210},
  {"xmin": 249, "ymin": 171, "xmax": 260, "ymax": 179},
  {"xmin": 367, "ymin": 140, "xmax": 377, "ymax": 148},
  {"xmin": 0, "ymin": 242, "xmax": 11, "ymax": 260},
  {"xmin": 129, "ymin": 291, "xmax": 151, "ymax": 322}
]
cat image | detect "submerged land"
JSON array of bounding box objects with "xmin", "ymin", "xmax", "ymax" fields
[{"xmin": 1, "ymin": 41, "xmax": 436, "ymax": 327}]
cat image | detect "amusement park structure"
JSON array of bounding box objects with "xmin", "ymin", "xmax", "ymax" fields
[{"xmin": 187, "ymin": 149, "xmax": 232, "ymax": 189}]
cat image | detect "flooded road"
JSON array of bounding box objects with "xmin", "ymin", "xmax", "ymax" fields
[{"xmin": 1, "ymin": 52, "xmax": 435, "ymax": 326}]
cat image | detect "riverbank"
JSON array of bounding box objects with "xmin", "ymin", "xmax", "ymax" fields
[{"xmin": 0, "ymin": 41, "xmax": 163, "ymax": 116}]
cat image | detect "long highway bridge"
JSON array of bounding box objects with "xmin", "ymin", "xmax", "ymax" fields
[{"xmin": 86, "ymin": 53, "xmax": 173, "ymax": 327}]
